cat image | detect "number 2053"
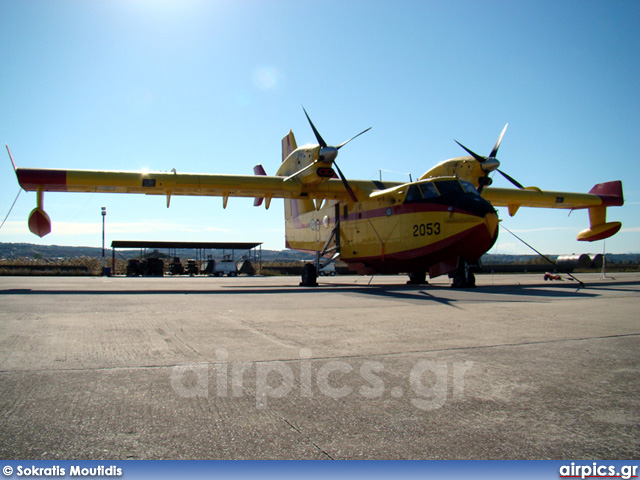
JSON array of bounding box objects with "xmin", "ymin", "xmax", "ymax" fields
[{"xmin": 412, "ymin": 222, "xmax": 441, "ymax": 237}]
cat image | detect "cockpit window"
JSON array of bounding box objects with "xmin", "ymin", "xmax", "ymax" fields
[
  {"xmin": 405, "ymin": 179, "xmax": 479, "ymax": 204},
  {"xmin": 419, "ymin": 182, "xmax": 439, "ymax": 198},
  {"xmin": 402, "ymin": 178, "xmax": 494, "ymax": 216},
  {"xmin": 433, "ymin": 180, "xmax": 464, "ymax": 195},
  {"xmin": 406, "ymin": 182, "xmax": 439, "ymax": 202},
  {"xmin": 460, "ymin": 181, "xmax": 479, "ymax": 195},
  {"xmin": 405, "ymin": 185, "xmax": 421, "ymax": 203}
]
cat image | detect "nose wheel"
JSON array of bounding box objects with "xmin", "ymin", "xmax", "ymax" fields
[{"xmin": 450, "ymin": 258, "xmax": 476, "ymax": 288}]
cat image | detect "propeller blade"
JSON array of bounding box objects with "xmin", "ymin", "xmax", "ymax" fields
[
  {"xmin": 497, "ymin": 169, "xmax": 524, "ymax": 189},
  {"xmin": 489, "ymin": 123, "xmax": 508, "ymax": 158},
  {"xmin": 336, "ymin": 127, "xmax": 372, "ymax": 150},
  {"xmin": 301, "ymin": 107, "xmax": 366, "ymax": 203},
  {"xmin": 302, "ymin": 107, "xmax": 327, "ymax": 148},
  {"xmin": 333, "ymin": 161, "xmax": 358, "ymax": 203},
  {"xmin": 454, "ymin": 140, "xmax": 485, "ymax": 163}
]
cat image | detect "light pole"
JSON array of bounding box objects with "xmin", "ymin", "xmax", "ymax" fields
[{"xmin": 101, "ymin": 207, "xmax": 107, "ymax": 275}]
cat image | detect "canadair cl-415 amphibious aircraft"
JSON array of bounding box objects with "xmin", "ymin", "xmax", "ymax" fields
[{"xmin": 8, "ymin": 109, "xmax": 623, "ymax": 287}]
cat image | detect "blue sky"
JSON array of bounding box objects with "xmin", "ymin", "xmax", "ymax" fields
[{"xmin": 1, "ymin": 0, "xmax": 638, "ymax": 255}]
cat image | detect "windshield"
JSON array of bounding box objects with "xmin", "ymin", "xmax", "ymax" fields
[
  {"xmin": 405, "ymin": 179, "xmax": 479, "ymax": 203},
  {"xmin": 405, "ymin": 182, "xmax": 439, "ymax": 202},
  {"xmin": 433, "ymin": 180, "xmax": 464, "ymax": 195},
  {"xmin": 460, "ymin": 181, "xmax": 479, "ymax": 195}
]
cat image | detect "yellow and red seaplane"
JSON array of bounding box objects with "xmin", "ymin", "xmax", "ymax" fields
[{"xmin": 8, "ymin": 109, "xmax": 623, "ymax": 287}]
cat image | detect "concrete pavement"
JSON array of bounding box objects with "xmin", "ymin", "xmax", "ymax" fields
[{"xmin": 1, "ymin": 273, "xmax": 638, "ymax": 459}]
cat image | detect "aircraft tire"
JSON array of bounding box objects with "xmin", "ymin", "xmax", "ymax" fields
[
  {"xmin": 451, "ymin": 271, "xmax": 465, "ymax": 288},
  {"xmin": 467, "ymin": 272, "xmax": 476, "ymax": 288},
  {"xmin": 300, "ymin": 263, "xmax": 318, "ymax": 287},
  {"xmin": 451, "ymin": 270, "xmax": 475, "ymax": 288}
]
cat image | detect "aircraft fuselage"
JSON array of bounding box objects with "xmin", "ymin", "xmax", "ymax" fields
[{"xmin": 285, "ymin": 176, "xmax": 499, "ymax": 279}]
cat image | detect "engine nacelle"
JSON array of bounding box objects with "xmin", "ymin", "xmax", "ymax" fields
[{"xmin": 419, "ymin": 157, "xmax": 489, "ymax": 190}]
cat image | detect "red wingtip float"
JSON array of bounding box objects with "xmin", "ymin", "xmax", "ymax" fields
[
  {"xmin": 7, "ymin": 111, "xmax": 625, "ymax": 287},
  {"xmin": 28, "ymin": 207, "xmax": 52, "ymax": 238}
]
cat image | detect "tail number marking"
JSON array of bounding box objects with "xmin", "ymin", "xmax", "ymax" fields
[{"xmin": 413, "ymin": 222, "xmax": 441, "ymax": 237}]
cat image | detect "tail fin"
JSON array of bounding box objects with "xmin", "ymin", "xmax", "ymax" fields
[{"xmin": 281, "ymin": 130, "xmax": 297, "ymax": 162}]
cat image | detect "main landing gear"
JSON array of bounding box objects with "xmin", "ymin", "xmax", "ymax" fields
[
  {"xmin": 300, "ymin": 263, "xmax": 318, "ymax": 287},
  {"xmin": 449, "ymin": 258, "xmax": 477, "ymax": 288},
  {"xmin": 300, "ymin": 209, "xmax": 340, "ymax": 287}
]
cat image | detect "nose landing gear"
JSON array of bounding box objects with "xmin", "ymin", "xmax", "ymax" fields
[{"xmin": 450, "ymin": 258, "xmax": 477, "ymax": 288}]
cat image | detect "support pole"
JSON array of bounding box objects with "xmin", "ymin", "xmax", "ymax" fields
[{"xmin": 101, "ymin": 207, "xmax": 107, "ymax": 275}]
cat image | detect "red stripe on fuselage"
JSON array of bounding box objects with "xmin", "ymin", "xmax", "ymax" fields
[
  {"xmin": 289, "ymin": 202, "xmax": 473, "ymax": 230},
  {"xmin": 344, "ymin": 221, "xmax": 496, "ymax": 275}
]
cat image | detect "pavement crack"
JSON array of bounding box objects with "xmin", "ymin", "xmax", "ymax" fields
[
  {"xmin": 245, "ymin": 383, "xmax": 334, "ymax": 460},
  {"xmin": 273, "ymin": 413, "xmax": 334, "ymax": 460}
]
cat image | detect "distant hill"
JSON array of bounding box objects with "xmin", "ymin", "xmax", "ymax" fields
[
  {"xmin": 1, "ymin": 242, "xmax": 637, "ymax": 265},
  {"xmin": 482, "ymin": 253, "xmax": 639, "ymax": 265},
  {"xmin": 0, "ymin": 242, "xmax": 314, "ymax": 262},
  {"xmin": 0, "ymin": 243, "xmax": 105, "ymax": 259}
]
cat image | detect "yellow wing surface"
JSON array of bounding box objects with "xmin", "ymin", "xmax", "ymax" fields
[
  {"xmin": 15, "ymin": 168, "xmax": 355, "ymax": 199},
  {"xmin": 13, "ymin": 164, "xmax": 623, "ymax": 243},
  {"xmin": 13, "ymin": 166, "xmax": 359, "ymax": 237},
  {"xmin": 482, "ymin": 181, "xmax": 624, "ymax": 241}
]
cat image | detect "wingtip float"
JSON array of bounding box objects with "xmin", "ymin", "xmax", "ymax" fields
[{"xmin": 7, "ymin": 112, "xmax": 624, "ymax": 287}]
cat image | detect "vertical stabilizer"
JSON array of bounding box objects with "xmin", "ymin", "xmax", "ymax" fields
[
  {"xmin": 282, "ymin": 130, "xmax": 297, "ymax": 162},
  {"xmin": 279, "ymin": 130, "xmax": 314, "ymax": 244}
]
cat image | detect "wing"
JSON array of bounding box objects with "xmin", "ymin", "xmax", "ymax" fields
[
  {"xmin": 14, "ymin": 166, "xmax": 357, "ymax": 237},
  {"xmin": 482, "ymin": 181, "xmax": 624, "ymax": 242},
  {"xmin": 15, "ymin": 167, "xmax": 354, "ymax": 200}
]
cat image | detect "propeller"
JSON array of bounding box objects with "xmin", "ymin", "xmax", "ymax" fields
[
  {"xmin": 454, "ymin": 124, "xmax": 525, "ymax": 192},
  {"xmin": 303, "ymin": 107, "xmax": 370, "ymax": 203}
]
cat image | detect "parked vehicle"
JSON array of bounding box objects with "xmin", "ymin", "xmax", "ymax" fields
[
  {"xmin": 319, "ymin": 263, "xmax": 336, "ymax": 276},
  {"xmin": 169, "ymin": 257, "xmax": 184, "ymax": 275},
  {"xmin": 185, "ymin": 259, "xmax": 199, "ymax": 276},
  {"xmin": 206, "ymin": 255, "xmax": 237, "ymax": 277}
]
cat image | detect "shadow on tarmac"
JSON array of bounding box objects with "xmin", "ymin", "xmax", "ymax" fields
[{"xmin": 2, "ymin": 278, "xmax": 635, "ymax": 305}]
